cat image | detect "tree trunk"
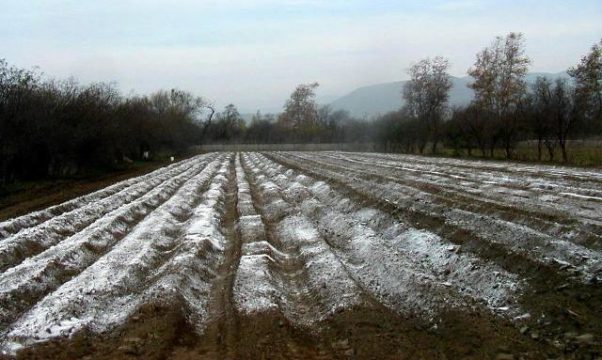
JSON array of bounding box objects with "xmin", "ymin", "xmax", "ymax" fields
[
  {"xmin": 544, "ymin": 140, "xmax": 555, "ymax": 161},
  {"xmin": 560, "ymin": 141, "xmax": 568, "ymax": 163},
  {"xmin": 505, "ymin": 142, "xmax": 513, "ymax": 160},
  {"xmin": 548, "ymin": 146, "xmax": 555, "ymax": 162},
  {"xmin": 431, "ymin": 138, "xmax": 438, "ymax": 154}
]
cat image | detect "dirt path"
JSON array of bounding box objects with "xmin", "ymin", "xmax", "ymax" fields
[{"xmin": 193, "ymin": 154, "xmax": 242, "ymax": 358}]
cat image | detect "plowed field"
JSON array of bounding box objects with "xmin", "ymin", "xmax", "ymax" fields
[{"xmin": 1, "ymin": 152, "xmax": 600, "ymax": 359}]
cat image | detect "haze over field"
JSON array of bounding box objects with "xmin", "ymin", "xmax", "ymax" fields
[{"xmin": 1, "ymin": 0, "xmax": 601, "ymax": 112}]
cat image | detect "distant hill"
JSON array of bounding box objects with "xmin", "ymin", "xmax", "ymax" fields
[{"xmin": 329, "ymin": 72, "xmax": 569, "ymax": 118}]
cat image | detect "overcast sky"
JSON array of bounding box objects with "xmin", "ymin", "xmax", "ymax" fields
[{"xmin": 1, "ymin": 0, "xmax": 601, "ymax": 113}]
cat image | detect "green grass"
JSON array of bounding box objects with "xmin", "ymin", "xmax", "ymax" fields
[{"xmin": 438, "ymin": 143, "xmax": 602, "ymax": 168}]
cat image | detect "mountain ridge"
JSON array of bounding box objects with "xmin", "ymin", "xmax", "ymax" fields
[{"xmin": 329, "ymin": 72, "xmax": 569, "ymax": 118}]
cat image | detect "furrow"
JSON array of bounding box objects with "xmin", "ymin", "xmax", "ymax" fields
[
  {"xmin": 294, "ymin": 152, "xmax": 602, "ymax": 248},
  {"xmin": 198, "ymin": 152, "xmax": 242, "ymax": 359},
  {"xmin": 353, "ymin": 152, "xmax": 602, "ymax": 186},
  {"xmin": 0, "ymin": 155, "xmax": 203, "ymax": 240},
  {"xmin": 0, "ymin": 154, "xmax": 216, "ymax": 272},
  {"xmin": 1, "ymin": 156, "xmax": 232, "ymax": 353},
  {"xmin": 0, "ymin": 155, "xmax": 224, "ymax": 328},
  {"xmin": 235, "ymin": 153, "xmax": 364, "ymax": 328},
  {"xmin": 249, "ymin": 153, "xmax": 522, "ymax": 319},
  {"xmin": 269, "ymin": 152, "xmax": 602, "ymax": 284}
]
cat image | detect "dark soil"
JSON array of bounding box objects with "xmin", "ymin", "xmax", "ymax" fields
[
  {"xmin": 2, "ymin": 152, "xmax": 600, "ymax": 360},
  {"xmin": 9, "ymin": 302, "xmax": 560, "ymax": 360},
  {"xmin": 0, "ymin": 161, "xmax": 180, "ymax": 222}
]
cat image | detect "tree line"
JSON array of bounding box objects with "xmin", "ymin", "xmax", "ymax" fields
[
  {"xmin": 204, "ymin": 33, "xmax": 602, "ymax": 164},
  {"xmin": 202, "ymin": 82, "xmax": 376, "ymax": 145},
  {"xmin": 2, "ymin": 33, "xmax": 601, "ymax": 184},
  {"xmin": 0, "ymin": 59, "xmax": 372, "ymax": 184},
  {"xmin": 389, "ymin": 33, "xmax": 602, "ymax": 163},
  {"xmin": 0, "ymin": 60, "xmax": 218, "ymax": 183}
]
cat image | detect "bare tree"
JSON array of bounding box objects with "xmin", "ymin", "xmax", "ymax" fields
[
  {"xmin": 530, "ymin": 77, "xmax": 556, "ymax": 161},
  {"xmin": 403, "ymin": 56, "xmax": 452, "ymax": 154},
  {"xmin": 206, "ymin": 104, "xmax": 245, "ymax": 143},
  {"xmin": 568, "ymin": 38, "xmax": 602, "ymax": 131},
  {"xmin": 279, "ymin": 82, "xmax": 319, "ymax": 141},
  {"xmin": 200, "ymin": 102, "xmax": 216, "ymax": 141},
  {"xmin": 281, "ymin": 82, "xmax": 319, "ymax": 129},
  {"xmin": 468, "ymin": 32, "xmax": 530, "ymax": 159},
  {"xmin": 551, "ymin": 79, "xmax": 576, "ymax": 163}
]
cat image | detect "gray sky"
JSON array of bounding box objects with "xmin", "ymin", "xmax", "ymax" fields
[{"xmin": 1, "ymin": 0, "xmax": 601, "ymax": 113}]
